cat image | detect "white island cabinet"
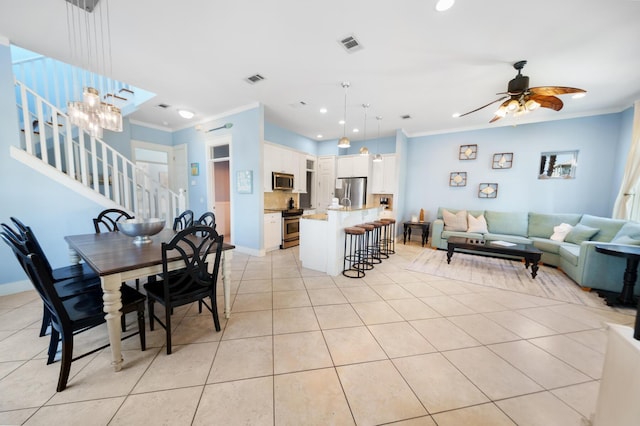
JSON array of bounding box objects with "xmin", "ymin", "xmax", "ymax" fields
[{"xmin": 299, "ymin": 206, "xmax": 382, "ymax": 276}]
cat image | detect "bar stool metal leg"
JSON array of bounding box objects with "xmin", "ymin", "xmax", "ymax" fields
[
  {"xmin": 355, "ymin": 224, "xmax": 376, "ymax": 269},
  {"xmin": 379, "ymin": 218, "xmax": 396, "ymax": 255},
  {"xmin": 343, "ymin": 227, "xmax": 366, "ymax": 278},
  {"xmin": 373, "ymin": 220, "xmax": 389, "ymax": 260}
]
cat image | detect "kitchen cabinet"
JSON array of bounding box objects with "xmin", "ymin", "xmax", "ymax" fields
[
  {"xmin": 371, "ymin": 154, "xmax": 397, "ymax": 194},
  {"xmin": 294, "ymin": 153, "xmax": 307, "ymax": 193},
  {"xmin": 336, "ymin": 155, "xmax": 370, "ymax": 178},
  {"xmin": 317, "ymin": 156, "xmax": 336, "ymax": 212},
  {"xmin": 264, "ymin": 212, "xmax": 282, "ymax": 251}
]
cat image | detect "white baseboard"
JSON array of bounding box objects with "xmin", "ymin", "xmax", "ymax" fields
[{"xmin": 0, "ymin": 279, "xmax": 32, "ymax": 296}]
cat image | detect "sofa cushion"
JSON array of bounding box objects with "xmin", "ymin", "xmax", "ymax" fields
[
  {"xmin": 578, "ymin": 215, "xmax": 626, "ymax": 242},
  {"xmin": 437, "ymin": 207, "xmax": 484, "ymax": 220},
  {"xmin": 485, "ymin": 210, "xmax": 529, "ymax": 237},
  {"xmin": 565, "ymin": 224, "xmax": 600, "ymax": 245},
  {"xmin": 528, "ymin": 213, "xmax": 582, "ymax": 238},
  {"xmin": 611, "ymin": 222, "xmax": 640, "ymax": 246},
  {"xmin": 467, "ymin": 213, "xmax": 488, "ymax": 233},
  {"xmin": 550, "ymin": 223, "xmax": 573, "ymax": 242},
  {"xmin": 559, "ymin": 244, "xmax": 580, "ymax": 266},
  {"xmin": 441, "ymin": 230, "xmax": 485, "ymax": 241},
  {"xmin": 531, "ymin": 237, "xmax": 564, "ymax": 254},
  {"xmin": 443, "ymin": 209, "xmax": 467, "ymax": 231}
]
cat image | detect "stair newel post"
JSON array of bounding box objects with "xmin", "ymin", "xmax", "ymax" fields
[
  {"xmin": 178, "ymin": 188, "xmax": 187, "ymax": 216},
  {"xmin": 112, "ymin": 153, "xmax": 121, "ymax": 205},
  {"xmin": 122, "ymin": 161, "xmax": 130, "ymax": 211},
  {"xmin": 90, "ymin": 136, "xmax": 99, "ymax": 192}
]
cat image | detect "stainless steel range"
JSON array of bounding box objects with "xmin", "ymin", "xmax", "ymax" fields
[{"xmin": 281, "ymin": 209, "xmax": 303, "ymax": 249}]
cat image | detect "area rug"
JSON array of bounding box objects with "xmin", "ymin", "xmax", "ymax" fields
[{"xmin": 406, "ymin": 249, "xmax": 608, "ymax": 307}]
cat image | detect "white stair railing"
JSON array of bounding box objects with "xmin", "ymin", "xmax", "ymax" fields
[{"xmin": 15, "ymin": 79, "xmax": 184, "ymax": 222}]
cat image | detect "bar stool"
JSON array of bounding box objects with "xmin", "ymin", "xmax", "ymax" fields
[
  {"xmin": 343, "ymin": 227, "xmax": 366, "ymax": 278},
  {"xmin": 355, "ymin": 223, "xmax": 378, "ymax": 269},
  {"xmin": 366, "ymin": 221, "xmax": 387, "ymax": 260},
  {"xmin": 372, "ymin": 221, "xmax": 390, "ymax": 260},
  {"xmin": 379, "ymin": 218, "xmax": 396, "ymax": 255}
]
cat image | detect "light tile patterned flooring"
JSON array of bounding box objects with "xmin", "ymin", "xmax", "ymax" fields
[{"xmin": 0, "ymin": 243, "xmax": 636, "ymax": 425}]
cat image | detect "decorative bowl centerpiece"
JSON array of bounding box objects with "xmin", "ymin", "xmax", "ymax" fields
[{"xmin": 118, "ymin": 218, "xmax": 165, "ymax": 244}]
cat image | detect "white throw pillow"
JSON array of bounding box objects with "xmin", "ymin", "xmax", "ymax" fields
[
  {"xmin": 550, "ymin": 223, "xmax": 573, "ymax": 242},
  {"xmin": 467, "ymin": 213, "xmax": 488, "ymax": 233},
  {"xmin": 442, "ymin": 209, "xmax": 467, "ymax": 231}
]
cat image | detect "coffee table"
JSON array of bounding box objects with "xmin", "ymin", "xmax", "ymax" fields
[{"xmin": 446, "ymin": 236, "xmax": 543, "ymax": 279}]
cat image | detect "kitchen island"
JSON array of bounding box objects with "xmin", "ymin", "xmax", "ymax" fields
[{"xmin": 299, "ymin": 206, "xmax": 383, "ymax": 275}]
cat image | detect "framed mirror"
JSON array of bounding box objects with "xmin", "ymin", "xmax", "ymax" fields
[{"xmin": 538, "ymin": 150, "xmax": 578, "ymax": 179}]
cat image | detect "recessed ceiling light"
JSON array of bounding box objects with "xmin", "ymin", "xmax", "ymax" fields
[
  {"xmin": 339, "ymin": 119, "xmax": 345, "ymax": 125},
  {"xmin": 353, "ymin": 128, "xmax": 359, "ymax": 133},
  {"xmin": 572, "ymin": 93, "xmax": 586, "ymax": 99},
  {"xmin": 435, "ymin": 0, "xmax": 455, "ymax": 12},
  {"xmin": 317, "ymin": 134, "xmax": 323, "ymax": 138},
  {"xmin": 178, "ymin": 109, "xmax": 194, "ymax": 119},
  {"xmin": 319, "ymin": 108, "xmax": 327, "ymax": 114},
  {"xmin": 452, "ymin": 112, "xmax": 461, "ymax": 118}
]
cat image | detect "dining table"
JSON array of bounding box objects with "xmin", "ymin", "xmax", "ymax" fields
[{"xmin": 64, "ymin": 228, "xmax": 235, "ymax": 372}]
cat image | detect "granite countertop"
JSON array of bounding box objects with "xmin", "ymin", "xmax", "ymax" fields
[
  {"xmin": 326, "ymin": 205, "xmax": 382, "ymax": 212},
  {"xmin": 302, "ymin": 213, "xmax": 328, "ymax": 221}
]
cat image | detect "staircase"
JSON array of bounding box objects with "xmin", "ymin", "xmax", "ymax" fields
[{"xmin": 11, "ymin": 51, "xmax": 184, "ymax": 222}]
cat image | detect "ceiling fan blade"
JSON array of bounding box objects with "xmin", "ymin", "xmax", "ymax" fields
[
  {"xmin": 528, "ymin": 94, "xmax": 564, "ymax": 111},
  {"xmin": 529, "ymin": 86, "xmax": 586, "ymax": 96},
  {"xmin": 458, "ymin": 96, "xmax": 508, "ymax": 117}
]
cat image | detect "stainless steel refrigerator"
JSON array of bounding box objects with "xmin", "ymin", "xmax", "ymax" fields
[{"xmin": 335, "ymin": 177, "xmax": 367, "ymax": 208}]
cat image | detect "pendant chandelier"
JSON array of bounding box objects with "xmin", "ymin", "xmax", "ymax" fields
[
  {"xmin": 359, "ymin": 104, "xmax": 370, "ymax": 155},
  {"xmin": 373, "ymin": 116, "xmax": 383, "ymax": 162},
  {"xmin": 337, "ymin": 82, "xmax": 351, "ymax": 149},
  {"xmin": 66, "ymin": 0, "xmax": 123, "ymax": 139}
]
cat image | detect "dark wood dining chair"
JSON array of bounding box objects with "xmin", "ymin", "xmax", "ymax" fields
[
  {"xmin": 172, "ymin": 209, "xmax": 194, "ymax": 231},
  {"xmin": 196, "ymin": 211, "xmax": 216, "ymax": 230},
  {"xmin": 1, "ymin": 235, "xmax": 146, "ymax": 392},
  {"xmin": 3, "ymin": 220, "xmax": 101, "ymax": 337},
  {"xmin": 144, "ymin": 225, "xmax": 223, "ymax": 354},
  {"xmin": 92, "ymin": 208, "xmax": 134, "ymax": 233}
]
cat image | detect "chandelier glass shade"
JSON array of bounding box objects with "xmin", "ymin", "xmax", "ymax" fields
[
  {"xmin": 495, "ymin": 96, "xmax": 541, "ymax": 119},
  {"xmin": 65, "ymin": 0, "xmax": 123, "ymax": 138}
]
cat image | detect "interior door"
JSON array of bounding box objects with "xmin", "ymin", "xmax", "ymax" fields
[{"xmin": 206, "ymin": 138, "xmax": 231, "ymax": 241}]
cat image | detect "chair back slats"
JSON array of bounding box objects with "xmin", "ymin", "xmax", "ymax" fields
[
  {"xmin": 161, "ymin": 225, "xmax": 223, "ymax": 303},
  {"xmin": 3, "ymin": 220, "xmax": 56, "ymax": 280},
  {"xmin": 0, "ymin": 233, "xmax": 70, "ymax": 329},
  {"xmin": 196, "ymin": 212, "xmax": 216, "ymax": 230},
  {"xmin": 173, "ymin": 210, "xmax": 195, "ymax": 231},
  {"xmin": 93, "ymin": 209, "xmax": 134, "ymax": 233}
]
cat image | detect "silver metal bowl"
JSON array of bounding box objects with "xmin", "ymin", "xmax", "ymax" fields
[{"xmin": 118, "ymin": 218, "xmax": 166, "ymax": 244}]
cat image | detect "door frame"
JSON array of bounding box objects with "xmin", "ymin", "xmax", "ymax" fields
[
  {"xmin": 204, "ymin": 134, "xmax": 233, "ymax": 242},
  {"xmin": 131, "ymin": 140, "xmax": 188, "ymax": 195}
]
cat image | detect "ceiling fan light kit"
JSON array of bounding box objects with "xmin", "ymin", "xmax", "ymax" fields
[{"xmin": 459, "ymin": 60, "xmax": 586, "ymax": 123}]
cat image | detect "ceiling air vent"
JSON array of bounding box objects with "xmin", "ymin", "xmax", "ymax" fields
[
  {"xmin": 246, "ymin": 74, "xmax": 265, "ymax": 84},
  {"xmin": 338, "ymin": 34, "xmax": 363, "ymax": 53},
  {"xmin": 401, "ymin": 114, "xmax": 412, "ymax": 120},
  {"xmin": 156, "ymin": 103, "xmax": 170, "ymax": 109}
]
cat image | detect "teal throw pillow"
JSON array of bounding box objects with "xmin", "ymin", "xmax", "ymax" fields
[{"xmin": 565, "ymin": 224, "xmax": 600, "ymax": 245}]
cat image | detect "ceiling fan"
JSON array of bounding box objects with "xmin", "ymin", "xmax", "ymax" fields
[{"xmin": 459, "ymin": 60, "xmax": 586, "ymax": 123}]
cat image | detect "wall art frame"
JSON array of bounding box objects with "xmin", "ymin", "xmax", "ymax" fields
[
  {"xmin": 478, "ymin": 183, "xmax": 498, "ymax": 198},
  {"xmin": 236, "ymin": 170, "xmax": 253, "ymax": 194},
  {"xmin": 449, "ymin": 172, "xmax": 467, "ymax": 187},
  {"xmin": 459, "ymin": 144, "xmax": 477, "ymax": 160},
  {"xmin": 492, "ymin": 153, "xmax": 513, "ymax": 169}
]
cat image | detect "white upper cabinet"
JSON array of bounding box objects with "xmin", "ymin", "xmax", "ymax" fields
[
  {"xmin": 371, "ymin": 154, "xmax": 397, "ymax": 194},
  {"xmin": 294, "ymin": 153, "xmax": 307, "ymax": 193},
  {"xmin": 336, "ymin": 155, "xmax": 371, "ymax": 178},
  {"xmin": 264, "ymin": 142, "xmax": 314, "ymax": 193}
]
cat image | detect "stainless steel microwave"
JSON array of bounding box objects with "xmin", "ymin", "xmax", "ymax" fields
[{"xmin": 272, "ymin": 172, "xmax": 294, "ymax": 191}]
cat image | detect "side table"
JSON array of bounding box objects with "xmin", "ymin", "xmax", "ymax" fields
[{"xmin": 403, "ymin": 221, "xmax": 430, "ymax": 247}]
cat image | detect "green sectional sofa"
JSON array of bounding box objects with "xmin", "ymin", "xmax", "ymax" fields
[{"xmin": 430, "ymin": 207, "xmax": 640, "ymax": 295}]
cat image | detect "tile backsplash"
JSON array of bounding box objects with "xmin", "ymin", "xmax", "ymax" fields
[{"xmin": 265, "ymin": 192, "xmax": 299, "ymax": 210}]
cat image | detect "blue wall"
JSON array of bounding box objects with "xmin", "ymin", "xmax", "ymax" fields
[
  {"xmin": 1, "ymin": 35, "xmax": 636, "ymax": 288},
  {"xmin": 404, "ymin": 113, "xmax": 625, "ymax": 222}
]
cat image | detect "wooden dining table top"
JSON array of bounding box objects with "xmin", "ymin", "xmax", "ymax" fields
[{"xmin": 65, "ymin": 229, "xmax": 235, "ymax": 276}]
